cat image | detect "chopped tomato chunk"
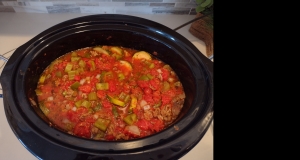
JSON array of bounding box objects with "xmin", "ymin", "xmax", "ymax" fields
[
  {"xmin": 78, "ymin": 84, "xmax": 92, "ymax": 93},
  {"xmin": 74, "ymin": 122, "xmax": 91, "ymax": 138}
]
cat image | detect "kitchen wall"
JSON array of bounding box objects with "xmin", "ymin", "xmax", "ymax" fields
[{"xmin": 0, "ymin": 0, "xmax": 198, "ymax": 15}]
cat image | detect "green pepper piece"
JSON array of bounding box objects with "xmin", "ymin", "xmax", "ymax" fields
[
  {"xmin": 118, "ymin": 73, "xmax": 125, "ymax": 81},
  {"xmin": 149, "ymin": 63, "xmax": 155, "ymax": 69},
  {"xmin": 101, "ymin": 71, "xmax": 113, "ymax": 82},
  {"xmin": 75, "ymin": 100, "xmax": 83, "ymax": 108},
  {"xmin": 93, "ymin": 103, "xmax": 102, "ymax": 111},
  {"xmin": 71, "ymin": 57, "xmax": 80, "ymax": 62},
  {"xmin": 39, "ymin": 102, "xmax": 50, "ymax": 115},
  {"xmin": 71, "ymin": 52, "xmax": 78, "ymax": 57},
  {"xmin": 123, "ymin": 113, "xmax": 137, "ymax": 125},
  {"xmin": 78, "ymin": 60, "xmax": 86, "ymax": 68},
  {"xmin": 71, "ymin": 81, "xmax": 80, "ymax": 90},
  {"xmin": 110, "ymin": 47, "xmax": 123, "ymax": 60},
  {"xmin": 81, "ymin": 100, "xmax": 91, "ymax": 108},
  {"xmin": 55, "ymin": 71, "xmax": 62, "ymax": 78},
  {"xmin": 124, "ymin": 95, "xmax": 130, "ymax": 103},
  {"xmin": 146, "ymin": 74, "xmax": 153, "ymax": 80},
  {"xmin": 39, "ymin": 75, "xmax": 46, "ymax": 84},
  {"xmin": 65, "ymin": 63, "xmax": 73, "ymax": 72},
  {"xmin": 94, "ymin": 132, "xmax": 105, "ymax": 140},
  {"xmin": 68, "ymin": 71, "xmax": 76, "ymax": 80},
  {"xmin": 153, "ymin": 100, "xmax": 162, "ymax": 108},
  {"xmin": 94, "ymin": 118, "xmax": 110, "ymax": 131},
  {"xmin": 88, "ymin": 92, "xmax": 98, "ymax": 101},
  {"xmin": 107, "ymin": 95, "xmax": 125, "ymax": 107},
  {"xmin": 35, "ymin": 89, "xmax": 42, "ymax": 96},
  {"xmin": 130, "ymin": 96, "xmax": 137, "ymax": 110},
  {"xmin": 118, "ymin": 92, "xmax": 126, "ymax": 101},
  {"xmin": 112, "ymin": 106, "xmax": 119, "ymax": 117},
  {"xmin": 140, "ymin": 75, "xmax": 149, "ymax": 81},
  {"xmin": 93, "ymin": 46, "xmax": 110, "ymax": 55},
  {"xmin": 96, "ymin": 83, "xmax": 109, "ymax": 90},
  {"xmin": 163, "ymin": 81, "xmax": 170, "ymax": 91},
  {"xmin": 89, "ymin": 60, "xmax": 96, "ymax": 71}
]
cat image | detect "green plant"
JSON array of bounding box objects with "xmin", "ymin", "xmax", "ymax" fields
[
  {"xmin": 195, "ymin": 0, "xmax": 213, "ymax": 29},
  {"xmin": 189, "ymin": 0, "xmax": 214, "ymax": 57},
  {"xmin": 195, "ymin": 0, "xmax": 213, "ymax": 13}
]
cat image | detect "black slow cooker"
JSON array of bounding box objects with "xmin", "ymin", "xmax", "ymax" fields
[{"xmin": 0, "ymin": 14, "xmax": 213, "ymax": 160}]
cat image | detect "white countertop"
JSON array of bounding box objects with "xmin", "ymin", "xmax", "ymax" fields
[{"xmin": 0, "ymin": 12, "xmax": 213, "ymax": 160}]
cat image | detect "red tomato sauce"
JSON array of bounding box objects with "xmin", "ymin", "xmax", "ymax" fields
[{"xmin": 36, "ymin": 46, "xmax": 186, "ymax": 141}]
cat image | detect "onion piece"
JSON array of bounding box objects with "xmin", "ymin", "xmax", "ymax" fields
[
  {"xmin": 96, "ymin": 74, "xmax": 101, "ymax": 79},
  {"xmin": 80, "ymin": 79, "xmax": 86, "ymax": 85},
  {"xmin": 47, "ymin": 96, "xmax": 54, "ymax": 101},
  {"xmin": 140, "ymin": 99, "xmax": 147, "ymax": 107},
  {"xmin": 62, "ymin": 118, "xmax": 70, "ymax": 124},
  {"xmin": 125, "ymin": 125, "xmax": 140, "ymax": 136},
  {"xmin": 72, "ymin": 107, "xmax": 77, "ymax": 111},
  {"xmin": 143, "ymin": 105, "xmax": 150, "ymax": 110}
]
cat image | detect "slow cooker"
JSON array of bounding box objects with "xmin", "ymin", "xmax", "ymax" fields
[{"xmin": 0, "ymin": 14, "xmax": 213, "ymax": 160}]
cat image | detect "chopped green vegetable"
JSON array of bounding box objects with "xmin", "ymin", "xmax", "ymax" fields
[
  {"xmin": 94, "ymin": 132, "xmax": 105, "ymax": 139},
  {"xmin": 39, "ymin": 75, "xmax": 46, "ymax": 84},
  {"xmin": 81, "ymin": 100, "xmax": 91, "ymax": 108},
  {"xmin": 146, "ymin": 74, "xmax": 153, "ymax": 79},
  {"xmin": 119, "ymin": 92, "xmax": 126, "ymax": 101},
  {"xmin": 93, "ymin": 103, "xmax": 102, "ymax": 111},
  {"xmin": 132, "ymin": 51, "xmax": 152, "ymax": 60},
  {"xmin": 149, "ymin": 63, "xmax": 155, "ymax": 69},
  {"xmin": 140, "ymin": 75, "xmax": 150, "ymax": 81},
  {"xmin": 78, "ymin": 60, "xmax": 86, "ymax": 68},
  {"xmin": 35, "ymin": 89, "xmax": 42, "ymax": 96},
  {"xmin": 123, "ymin": 113, "xmax": 137, "ymax": 125},
  {"xmin": 130, "ymin": 96, "xmax": 137, "ymax": 109},
  {"xmin": 110, "ymin": 47, "xmax": 123, "ymax": 60},
  {"xmin": 96, "ymin": 83, "xmax": 109, "ymax": 90},
  {"xmin": 124, "ymin": 95, "xmax": 130, "ymax": 103},
  {"xmin": 89, "ymin": 60, "xmax": 96, "ymax": 71},
  {"xmin": 71, "ymin": 52, "xmax": 77, "ymax": 57},
  {"xmin": 75, "ymin": 100, "xmax": 83, "ymax": 108},
  {"xmin": 39, "ymin": 102, "xmax": 50, "ymax": 115},
  {"xmin": 119, "ymin": 60, "xmax": 132, "ymax": 71},
  {"xmin": 94, "ymin": 118, "xmax": 110, "ymax": 131},
  {"xmin": 107, "ymin": 95, "xmax": 125, "ymax": 107},
  {"xmin": 70, "ymin": 81, "xmax": 80, "ymax": 90},
  {"xmin": 71, "ymin": 57, "xmax": 80, "ymax": 62},
  {"xmin": 93, "ymin": 47, "xmax": 110, "ymax": 55},
  {"xmin": 68, "ymin": 71, "xmax": 76, "ymax": 80},
  {"xmin": 65, "ymin": 63, "xmax": 73, "ymax": 72},
  {"xmin": 56, "ymin": 71, "xmax": 62, "ymax": 77},
  {"xmin": 153, "ymin": 100, "xmax": 162, "ymax": 108},
  {"xmin": 163, "ymin": 81, "xmax": 170, "ymax": 91},
  {"xmin": 88, "ymin": 92, "xmax": 98, "ymax": 101},
  {"xmin": 174, "ymin": 81, "xmax": 181, "ymax": 87},
  {"xmin": 118, "ymin": 73, "xmax": 125, "ymax": 80},
  {"xmin": 163, "ymin": 64, "xmax": 172, "ymax": 71},
  {"xmin": 112, "ymin": 106, "xmax": 118, "ymax": 117},
  {"xmin": 101, "ymin": 71, "xmax": 113, "ymax": 82}
]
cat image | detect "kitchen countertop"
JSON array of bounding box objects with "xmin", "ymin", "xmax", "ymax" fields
[{"xmin": 0, "ymin": 12, "xmax": 213, "ymax": 160}]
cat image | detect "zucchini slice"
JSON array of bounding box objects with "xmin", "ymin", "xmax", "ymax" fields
[
  {"xmin": 119, "ymin": 60, "xmax": 133, "ymax": 71},
  {"xmin": 93, "ymin": 47, "xmax": 110, "ymax": 55},
  {"xmin": 132, "ymin": 51, "xmax": 152, "ymax": 60}
]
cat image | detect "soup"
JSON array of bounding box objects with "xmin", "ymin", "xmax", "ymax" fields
[{"xmin": 35, "ymin": 45, "xmax": 185, "ymax": 141}]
